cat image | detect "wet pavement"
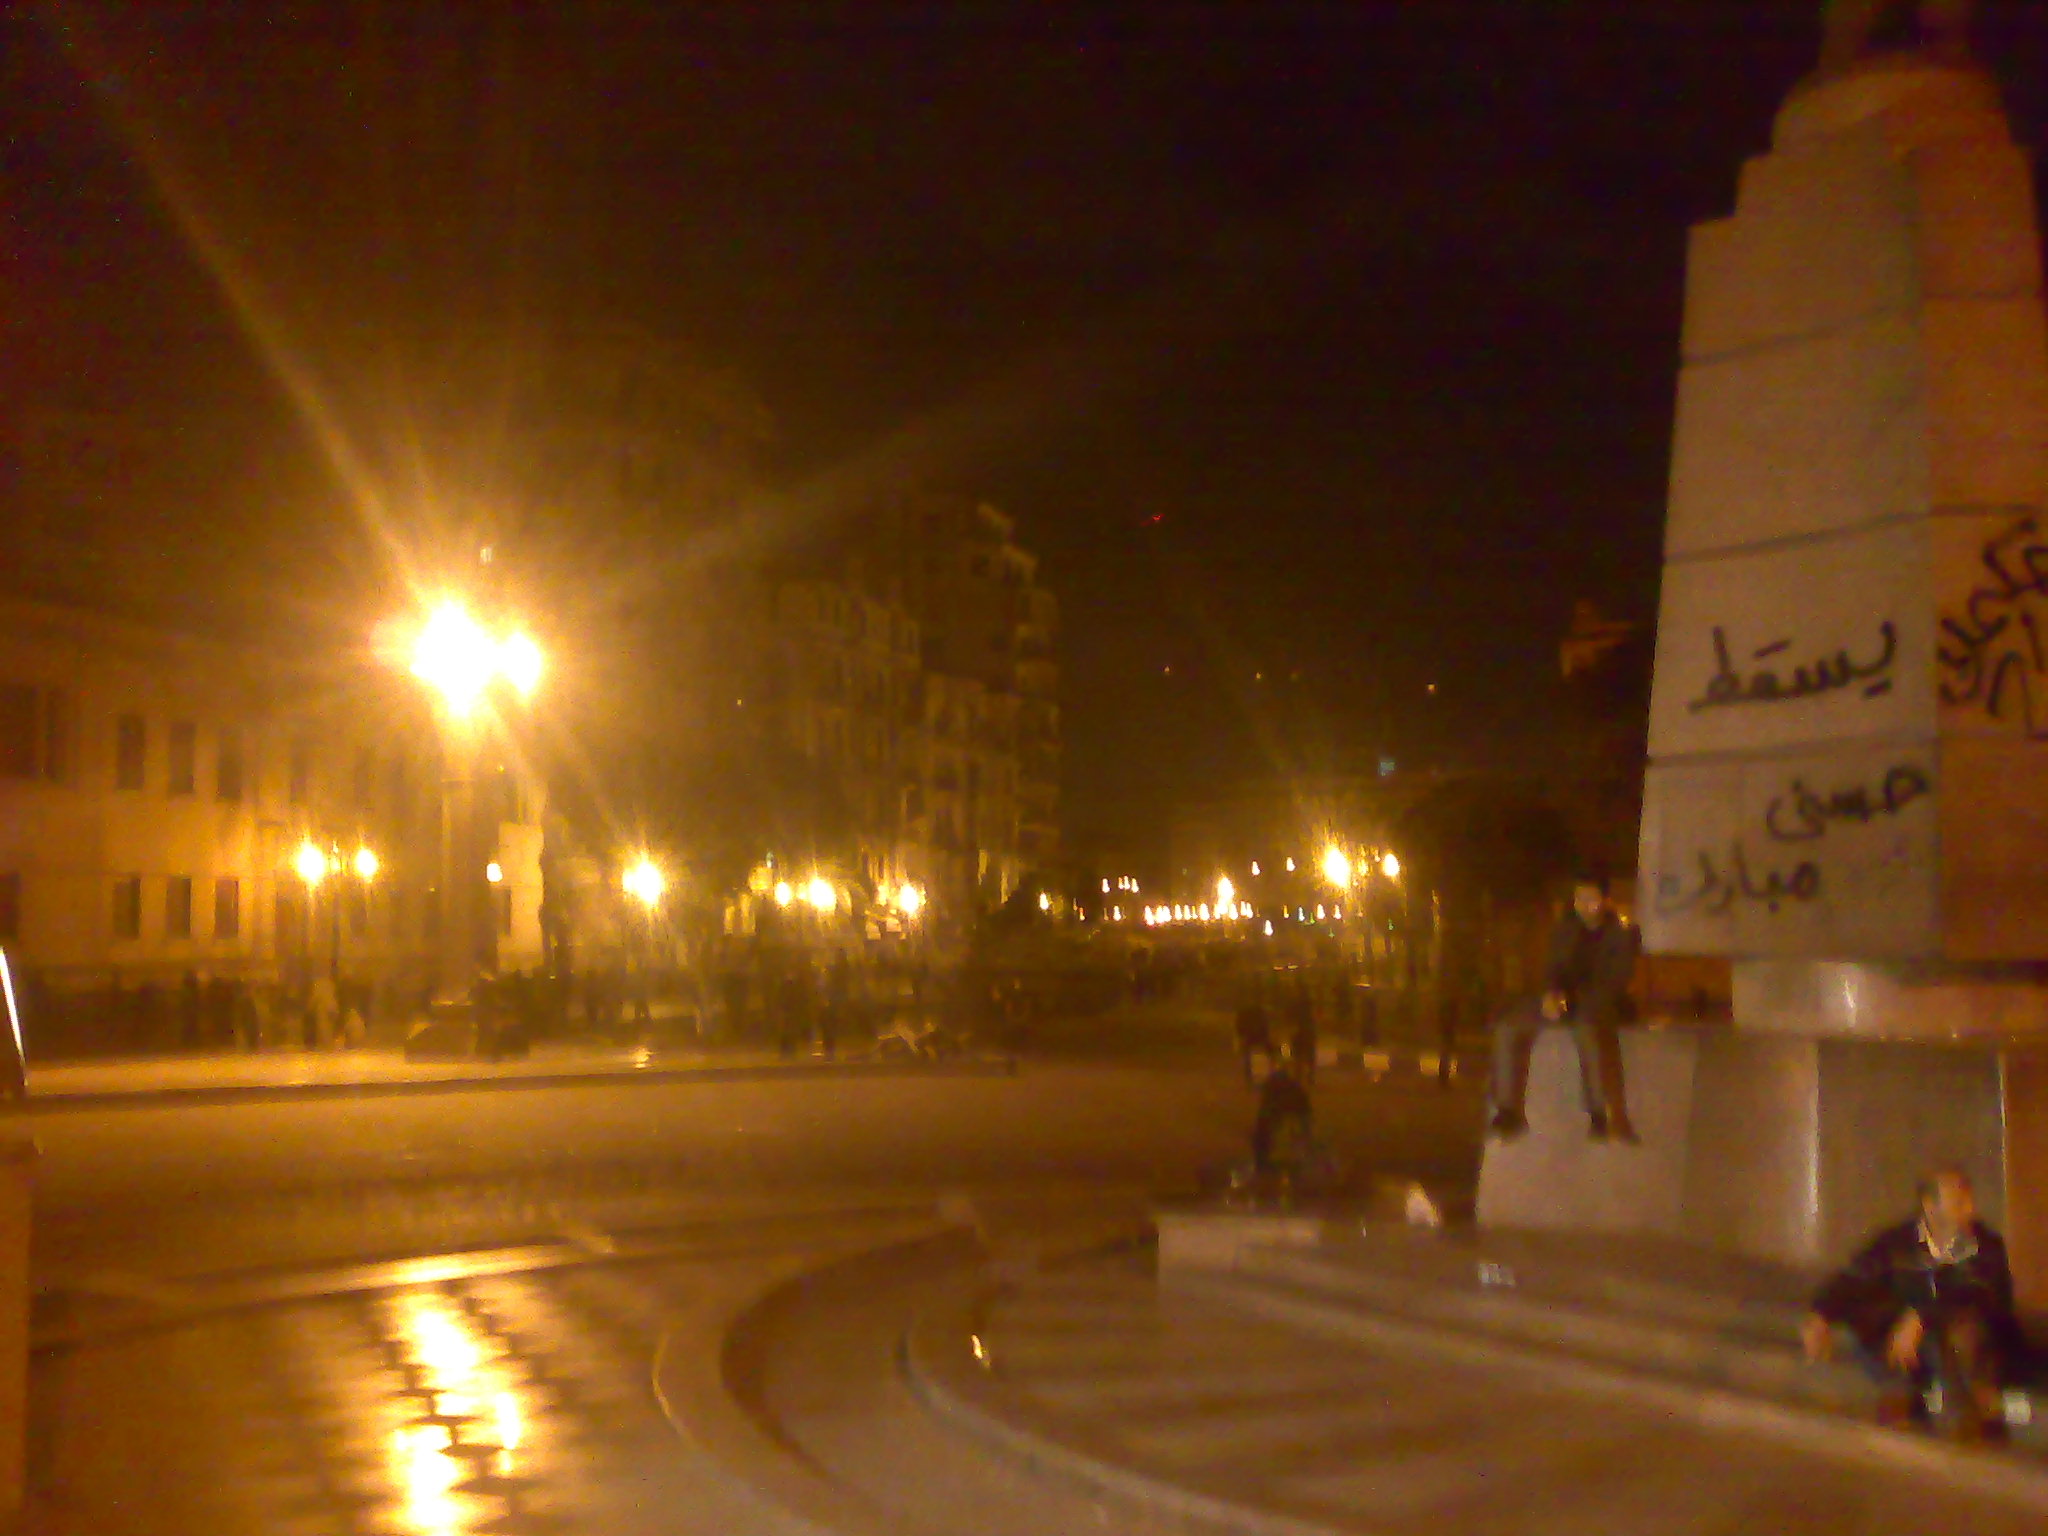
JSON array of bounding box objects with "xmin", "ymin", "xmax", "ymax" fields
[
  {"xmin": 30, "ymin": 1244, "xmax": 845, "ymax": 1535},
  {"xmin": 14, "ymin": 1060, "xmax": 1489, "ymax": 1533}
]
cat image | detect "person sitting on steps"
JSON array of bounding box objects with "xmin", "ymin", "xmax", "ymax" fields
[
  {"xmin": 1801, "ymin": 1166, "xmax": 2024, "ymax": 1442},
  {"xmin": 1486, "ymin": 871, "xmax": 1641, "ymax": 1143}
]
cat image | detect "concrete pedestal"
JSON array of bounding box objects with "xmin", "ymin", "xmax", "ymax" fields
[
  {"xmin": 1478, "ymin": 1022, "xmax": 2048, "ymax": 1309},
  {"xmin": 1477, "ymin": 1028, "xmax": 1701, "ymax": 1238}
]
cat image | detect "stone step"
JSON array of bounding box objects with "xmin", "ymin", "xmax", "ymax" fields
[
  {"xmin": 1213, "ymin": 1241, "xmax": 1874, "ymax": 1417},
  {"xmin": 1182, "ymin": 1231, "xmax": 2045, "ymax": 1449}
]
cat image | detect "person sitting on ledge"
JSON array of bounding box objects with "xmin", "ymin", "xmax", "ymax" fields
[
  {"xmin": 1486, "ymin": 871, "xmax": 1640, "ymax": 1143},
  {"xmin": 1801, "ymin": 1166, "xmax": 2022, "ymax": 1442}
]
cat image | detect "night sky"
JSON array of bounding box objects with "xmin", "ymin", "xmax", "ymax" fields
[{"xmin": 7, "ymin": 2, "xmax": 2048, "ymax": 855}]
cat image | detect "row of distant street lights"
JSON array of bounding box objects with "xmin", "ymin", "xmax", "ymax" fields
[{"xmin": 1096, "ymin": 841, "xmax": 1402, "ymax": 930}]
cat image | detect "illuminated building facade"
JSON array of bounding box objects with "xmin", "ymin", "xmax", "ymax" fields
[{"xmin": 0, "ymin": 597, "xmax": 546, "ymax": 1035}]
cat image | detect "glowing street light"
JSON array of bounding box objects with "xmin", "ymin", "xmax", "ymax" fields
[
  {"xmin": 353, "ymin": 846, "xmax": 380, "ymax": 882},
  {"xmin": 773, "ymin": 880, "xmax": 795, "ymax": 908},
  {"xmin": 409, "ymin": 600, "xmax": 543, "ymax": 718},
  {"xmin": 1381, "ymin": 850, "xmax": 1402, "ymax": 880},
  {"xmin": 1216, "ymin": 874, "xmax": 1236, "ymax": 911},
  {"xmin": 623, "ymin": 856, "xmax": 666, "ymax": 909},
  {"xmin": 896, "ymin": 883, "xmax": 925, "ymax": 919},
  {"xmin": 293, "ymin": 840, "xmax": 332, "ymax": 888},
  {"xmin": 1321, "ymin": 844, "xmax": 1353, "ymax": 889},
  {"xmin": 805, "ymin": 875, "xmax": 836, "ymax": 914},
  {"xmin": 485, "ymin": 861, "xmax": 504, "ymax": 885},
  {"xmin": 1037, "ymin": 891, "xmax": 1051, "ymax": 912}
]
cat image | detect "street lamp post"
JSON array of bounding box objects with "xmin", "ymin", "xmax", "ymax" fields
[
  {"xmin": 292, "ymin": 838, "xmax": 328, "ymax": 994},
  {"xmin": 331, "ymin": 845, "xmax": 379, "ymax": 985},
  {"xmin": 405, "ymin": 599, "xmax": 540, "ymax": 1021}
]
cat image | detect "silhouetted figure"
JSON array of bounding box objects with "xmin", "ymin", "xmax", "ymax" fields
[
  {"xmin": 1285, "ymin": 978, "xmax": 1317, "ymax": 1090},
  {"xmin": 822, "ymin": 952, "xmax": 852, "ymax": 1059},
  {"xmin": 178, "ymin": 971, "xmax": 203, "ymax": 1050},
  {"xmin": 777, "ymin": 963, "xmax": 814, "ymax": 1059},
  {"xmin": 205, "ymin": 974, "xmax": 236, "ymax": 1049},
  {"xmin": 1251, "ymin": 1060, "xmax": 1313, "ymax": 1175},
  {"xmin": 1234, "ymin": 1001, "xmax": 1271, "ymax": 1085},
  {"xmin": 720, "ymin": 965, "xmax": 749, "ymax": 1042}
]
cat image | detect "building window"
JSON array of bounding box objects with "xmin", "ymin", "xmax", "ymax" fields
[
  {"xmin": 0, "ymin": 872, "xmax": 19, "ymax": 941},
  {"xmin": 216, "ymin": 731, "xmax": 245, "ymax": 803},
  {"xmin": 115, "ymin": 714, "xmax": 146, "ymax": 791},
  {"xmin": 166, "ymin": 876, "xmax": 194, "ymax": 939},
  {"xmin": 288, "ymin": 739, "xmax": 311, "ymax": 806},
  {"xmin": 0, "ymin": 686, "xmax": 67, "ymax": 780},
  {"xmin": 214, "ymin": 878, "xmax": 240, "ymax": 939},
  {"xmin": 167, "ymin": 721, "xmax": 197, "ymax": 795},
  {"xmin": 112, "ymin": 876, "xmax": 142, "ymax": 941}
]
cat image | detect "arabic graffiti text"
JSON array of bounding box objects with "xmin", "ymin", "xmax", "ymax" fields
[
  {"xmin": 1938, "ymin": 513, "xmax": 2048, "ymax": 737},
  {"xmin": 1687, "ymin": 621, "xmax": 1896, "ymax": 715}
]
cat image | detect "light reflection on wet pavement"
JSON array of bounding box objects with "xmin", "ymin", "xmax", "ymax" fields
[{"xmin": 27, "ymin": 1259, "xmax": 778, "ymax": 1536}]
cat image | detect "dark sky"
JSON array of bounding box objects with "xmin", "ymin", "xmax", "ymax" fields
[{"xmin": 7, "ymin": 2, "xmax": 2048, "ymax": 854}]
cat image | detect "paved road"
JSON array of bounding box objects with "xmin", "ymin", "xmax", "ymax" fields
[{"xmin": 27, "ymin": 1063, "xmax": 1484, "ymax": 1280}]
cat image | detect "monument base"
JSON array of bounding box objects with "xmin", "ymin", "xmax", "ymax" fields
[
  {"xmin": 1476, "ymin": 1028, "xmax": 1702, "ymax": 1238},
  {"xmin": 1478, "ymin": 1025, "xmax": 2048, "ymax": 1308}
]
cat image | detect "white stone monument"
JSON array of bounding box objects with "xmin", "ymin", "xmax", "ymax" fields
[
  {"xmin": 1487, "ymin": 9, "xmax": 2048, "ymax": 1307},
  {"xmin": 1640, "ymin": 20, "xmax": 2048, "ymax": 1302}
]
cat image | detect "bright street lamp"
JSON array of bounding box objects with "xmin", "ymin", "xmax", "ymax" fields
[
  {"xmin": 805, "ymin": 875, "xmax": 836, "ymax": 914},
  {"xmin": 623, "ymin": 856, "xmax": 666, "ymax": 909},
  {"xmin": 409, "ymin": 600, "xmax": 542, "ymax": 719},
  {"xmin": 353, "ymin": 846, "xmax": 380, "ymax": 882},
  {"xmin": 1216, "ymin": 874, "xmax": 1236, "ymax": 911},
  {"xmin": 1381, "ymin": 851, "xmax": 1402, "ymax": 880},
  {"xmin": 896, "ymin": 882, "xmax": 925, "ymax": 919},
  {"xmin": 293, "ymin": 840, "xmax": 331, "ymax": 889},
  {"xmin": 1321, "ymin": 844, "xmax": 1353, "ymax": 889},
  {"xmin": 773, "ymin": 880, "xmax": 795, "ymax": 909}
]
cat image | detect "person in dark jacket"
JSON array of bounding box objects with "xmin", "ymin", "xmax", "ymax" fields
[
  {"xmin": 1802, "ymin": 1167, "xmax": 2022, "ymax": 1440},
  {"xmin": 1487, "ymin": 873, "xmax": 1640, "ymax": 1142},
  {"xmin": 1250, "ymin": 1059, "xmax": 1313, "ymax": 1175},
  {"xmin": 1234, "ymin": 998, "xmax": 1272, "ymax": 1085},
  {"xmin": 1284, "ymin": 976, "xmax": 1318, "ymax": 1091}
]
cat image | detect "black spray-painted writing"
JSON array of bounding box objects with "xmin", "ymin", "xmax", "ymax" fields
[
  {"xmin": 1763, "ymin": 764, "xmax": 1930, "ymax": 843},
  {"xmin": 1654, "ymin": 841, "xmax": 1821, "ymax": 918},
  {"xmin": 1688, "ymin": 622, "xmax": 1896, "ymax": 714},
  {"xmin": 1937, "ymin": 513, "xmax": 2048, "ymax": 737}
]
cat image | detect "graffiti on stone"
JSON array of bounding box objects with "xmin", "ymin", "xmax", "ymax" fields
[
  {"xmin": 1687, "ymin": 620, "xmax": 1897, "ymax": 714},
  {"xmin": 1938, "ymin": 512, "xmax": 2048, "ymax": 736},
  {"xmin": 1653, "ymin": 760, "xmax": 1930, "ymax": 923}
]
